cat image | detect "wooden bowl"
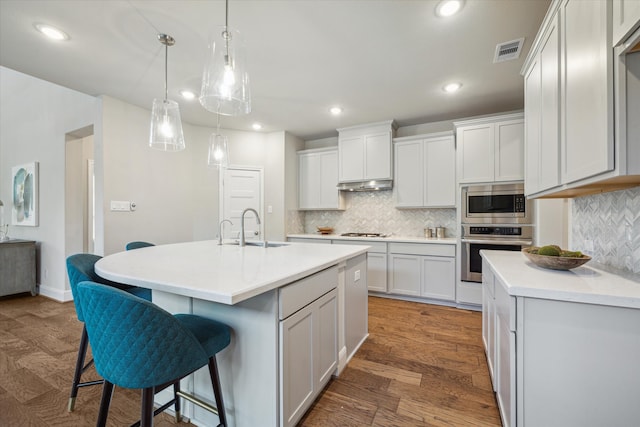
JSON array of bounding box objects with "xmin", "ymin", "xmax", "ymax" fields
[
  {"xmin": 316, "ymin": 226, "xmax": 334, "ymax": 235},
  {"xmin": 522, "ymin": 248, "xmax": 591, "ymax": 271}
]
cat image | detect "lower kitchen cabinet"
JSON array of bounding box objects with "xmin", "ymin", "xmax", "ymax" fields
[
  {"xmin": 482, "ymin": 257, "xmax": 640, "ymax": 426},
  {"xmin": 388, "ymin": 243, "xmax": 456, "ymax": 302},
  {"xmin": 331, "ymin": 239, "xmax": 387, "ymax": 293},
  {"xmin": 279, "ymin": 268, "xmax": 338, "ymax": 427}
]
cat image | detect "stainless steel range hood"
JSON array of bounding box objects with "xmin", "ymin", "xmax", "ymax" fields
[{"xmin": 337, "ymin": 180, "xmax": 393, "ymax": 192}]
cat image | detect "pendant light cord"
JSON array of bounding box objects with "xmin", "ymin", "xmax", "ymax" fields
[{"xmin": 164, "ymin": 42, "xmax": 168, "ymax": 101}]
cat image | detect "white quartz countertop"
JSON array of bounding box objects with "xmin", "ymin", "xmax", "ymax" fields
[
  {"xmin": 95, "ymin": 240, "xmax": 369, "ymax": 305},
  {"xmin": 287, "ymin": 233, "xmax": 457, "ymax": 245},
  {"xmin": 481, "ymin": 250, "xmax": 640, "ymax": 309}
]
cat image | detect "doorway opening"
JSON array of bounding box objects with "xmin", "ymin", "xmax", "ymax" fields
[{"xmin": 219, "ymin": 166, "xmax": 264, "ymax": 242}]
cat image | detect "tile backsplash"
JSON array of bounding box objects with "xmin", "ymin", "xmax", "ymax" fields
[
  {"xmin": 296, "ymin": 191, "xmax": 457, "ymax": 238},
  {"xmin": 572, "ymin": 186, "xmax": 640, "ymax": 274}
]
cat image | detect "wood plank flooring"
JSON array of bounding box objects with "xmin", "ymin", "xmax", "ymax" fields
[
  {"xmin": 299, "ymin": 297, "xmax": 501, "ymax": 426},
  {"xmin": 0, "ymin": 294, "xmax": 500, "ymax": 427}
]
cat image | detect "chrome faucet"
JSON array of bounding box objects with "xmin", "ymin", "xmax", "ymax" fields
[
  {"xmin": 239, "ymin": 208, "xmax": 261, "ymax": 247},
  {"xmin": 218, "ymin": 219, "xmax": 233, "ymax": 245}
]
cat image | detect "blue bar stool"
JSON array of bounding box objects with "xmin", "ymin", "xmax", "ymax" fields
[
  {"xmin": 75, "ymin": 281, "xmax": 231, "ymax": 427},
  {"xmin": 65, "ymin": 253, "xmax": 152, "ymax": 411},
  {"xmin": 125, "ymin": 241, "xmax": 155, "ymax": 250}
]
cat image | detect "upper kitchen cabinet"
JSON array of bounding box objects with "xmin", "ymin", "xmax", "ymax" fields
[
  {"xmin": 454, "ymin": 113, "xmax": 525, "ymax": 184},
  {"xmin": 394, "ymin": 131, "xmax": 456, "ymax": 208},
  {"xmin": 337, "ymin": 120, "xmax": 397, "ymax": 184},
  {"xmin": 522, "ymin": 0, "xmax": 640, "ymax": 198},
  {"xmin": 298, "ymin": 148, "xmax": 344, "ymax": 210},
  {"xmin": 612, "ymin": 0, "xmax": 640, "ymax": 46}
]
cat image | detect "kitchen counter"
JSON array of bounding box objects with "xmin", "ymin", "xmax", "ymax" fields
[
  {"xmin": 96, "ymin": 240, "xmax": 368, "ymax": 305},
  {"xmin": 287, "ymin": 233, "xmax": 457, "ymax": 244},
  {"xmin": 481, "ymin": 250, "xmax": 640, "ymax": 309},
  {"xmin": 95, "ymin": 240, "xmax": 369, "ymax": 427}
]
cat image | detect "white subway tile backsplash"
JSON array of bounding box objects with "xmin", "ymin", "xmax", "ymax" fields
[
  {"xmin": 572, "ymin": 187, "xmax": 640, "ymax": 274},
  {"xmin": 295, "ymin": 191, "xmax": 457, "ymax": 238}
]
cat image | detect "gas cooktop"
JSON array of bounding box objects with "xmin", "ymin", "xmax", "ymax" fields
[{"xmin": 340, "ymin": 232, "xmax": 387, "ymax": 237}]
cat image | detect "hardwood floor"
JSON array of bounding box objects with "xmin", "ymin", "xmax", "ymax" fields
[
  {"xmin": 0, "ymin": 294, "xmax": 500, "ymax": 427},
  {"xmin": 299, "ymin": 297, "xmax": 501, "ymax": 427}
]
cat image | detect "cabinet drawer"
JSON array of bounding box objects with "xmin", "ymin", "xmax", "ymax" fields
[
  {"xmin": 332, "ymin": 239, "xmax": 386, "ymax": 253},
  {"xmin": 279, "ymin": 266, "xmax": 338, "ymax": 320},
  {"xmin": 388, "ymin": 242, "xmax": 455, "ymax": 257}
]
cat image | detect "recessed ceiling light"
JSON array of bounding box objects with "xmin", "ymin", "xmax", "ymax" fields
[
  {"xmin": 329, "ymin": 106, "xmax": 343, "ymax": 115},
  {"xmin": 34, "ymin": 23, "xmax": 69, "ymax": 41},
  {"xmin": 435, "ymin": 0, "xmax": 464, "ymax": 17},
  {"xmin": 443, "ymin": 82, "xmax": 462, "ymax": 93},
  {"xmin": 252, "ymin": 123, "xmax": 262, "ymax": 130},
  {"xmin": 179, "ymin": 90, "xmax": 196, "ymax": 100}
]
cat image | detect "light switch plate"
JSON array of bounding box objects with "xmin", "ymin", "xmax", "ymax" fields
[
  {"xmin": 110, "ymin": 201, "xmax": 131, "ymax": 212},
  {"xmin": 354, "ymin": 270, "xmax": 361, "ymax": 281}
]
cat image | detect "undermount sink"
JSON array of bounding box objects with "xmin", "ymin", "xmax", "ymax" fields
[{"xmin": 245, "ymin": 241, "xmax": 289, "ymax": 248}]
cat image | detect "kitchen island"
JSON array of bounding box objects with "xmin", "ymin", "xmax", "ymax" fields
[
  {"xmin": 95, "ymin": 240, "xmax": 370, "ymax": 427},
  {"xmin": 481, "ymin": 250, "xmax": 640, "ymax": 427}
]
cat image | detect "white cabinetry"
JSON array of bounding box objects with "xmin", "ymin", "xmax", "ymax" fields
[
  {"xmin": 279, "ymin": 267, "xmax": 338, "ymax": 427},
  {"xmin": 522, "ymin": 0, "xmax": 640, "ymax": 198},
  {"xmin": 394, "ymin": 131, "xmax": 456, "ymax": 208},
  {"xmin": 333, "ymin": 240, "xmax": 387, "ymax": 292},
  {"xmin": 455, "ymin": 113, "xmax": 524, "ymax": 184},
  {"xmin": 482, "ymin": 256, "xmax": 640, "ymax": 426},
  {"xmin": 298, "ymin": 148, "xmax": 344, "ymax": 210},
  {"xmin": 388, "ymin": 243, "xmax": 456, "ymax": 302},
  {"xmin": 612, "ymin": 0, "xmax": 640, "ymax": 46},
  {"xmin": 337, "ymin": 120, "xmax": 397, "ymax": 183}
]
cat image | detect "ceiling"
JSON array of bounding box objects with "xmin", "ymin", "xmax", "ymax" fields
[{"xmin": 0, "ymin": 0, "xmax": 551, "ymax": 140}]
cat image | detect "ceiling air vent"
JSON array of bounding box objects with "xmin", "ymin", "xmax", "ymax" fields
[{"xmin": 493, "ymin": 38, "xmax": 525, "ymax": 63}]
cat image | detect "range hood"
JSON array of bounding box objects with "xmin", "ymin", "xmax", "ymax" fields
[{"xmin": 337, "ymin": 180, "xmax": 393, "ymax": 192}]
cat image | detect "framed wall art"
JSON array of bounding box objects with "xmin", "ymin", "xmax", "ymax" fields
[{"xmin": 12, "ymin": 162, "xmax": 39, "ymax": 226}]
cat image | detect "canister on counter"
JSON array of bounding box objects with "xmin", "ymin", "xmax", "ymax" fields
[
  {"xmin": 424, "ymin": 228, "xmax": 434, "ymax": 238},
  {"xmin": 436, "ymin": 227, "xmax": 446, "ymax": 238}
]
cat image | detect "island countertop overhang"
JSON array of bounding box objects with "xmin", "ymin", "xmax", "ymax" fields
[{"xmin": 95, "ymin": 240, "xmax": 370, "ymax": 305}]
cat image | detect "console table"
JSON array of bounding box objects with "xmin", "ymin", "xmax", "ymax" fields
[{"xmin": 0, "ymin": 240, "xmax": 36, "ymax": 297}]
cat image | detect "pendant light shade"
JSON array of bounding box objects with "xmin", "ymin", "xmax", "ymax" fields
[
  {"xmin": 207, "ymin": 133, "xmax": 229, "ymax": 168},
  {"xmin": 149, "ymin": 34, "xmax": 185, "ymax": 151},
  {"xmin": 200, "ymin": 0, "xmax": 251, "ymax": 116},
  {"xmin": 200, "ymin": 26, "xmax": 251, "ymax": 116},
  {"xmin": 149, "ymin": 99, "xmax": 185, "ymax": 151}
]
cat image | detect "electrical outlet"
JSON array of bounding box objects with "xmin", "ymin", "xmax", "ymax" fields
[{"xmin": 354, "ymin": 270, "xmax": 361, "ymax": 281}]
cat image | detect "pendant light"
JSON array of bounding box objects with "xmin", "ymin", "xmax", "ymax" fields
[
  {"xmin": 149, "ymin": 34, "xmax": 185, "ymax": 151},
  {"xmin": 199, "ymin": 0, "xmax": 251, "ymax": 116},
  {"xmin": 207, "ymin": 113, "xmax": 230, "ymax": 168}
]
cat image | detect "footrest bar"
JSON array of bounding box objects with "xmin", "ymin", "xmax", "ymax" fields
[{"xmin": 176, "ymin": 390, "xmax": 219, "ymax": 415}]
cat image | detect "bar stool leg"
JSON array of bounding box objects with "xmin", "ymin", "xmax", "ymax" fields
[
  {"xmin": 68, "ymin": 326, "xmax": 90, "ymax": 412},
  {"xmin": 208, "ymin": 357, "xmax": 227, "ymax": 427},
  {"xmin": 173, "ymin": 381, "xmax": 181, "ymax": 422},
  {"xmin": 97, "ymin": 380, "xmax": 114, "ymax": 427},
  {"xmin": 141, "ymin": 387, "xmax": 154, "ymax": 427}
]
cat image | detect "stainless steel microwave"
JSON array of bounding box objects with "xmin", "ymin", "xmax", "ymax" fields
[{"xmin": 461, "ymin": 183, "xmax": 533, "ymax": 224}]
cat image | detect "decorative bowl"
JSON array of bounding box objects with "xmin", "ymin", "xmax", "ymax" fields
[
  {"xmin": 316, "ymin": 226, "xmax": 334, "ymax": 235},
  {"xmin": 522, "ymin": 248, "xmax": 591, "ymax": 271}
]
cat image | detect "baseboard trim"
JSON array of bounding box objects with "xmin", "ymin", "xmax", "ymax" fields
[{"xmin": 38, "ymin": 284, "xmax": 72, "ymax": 302}]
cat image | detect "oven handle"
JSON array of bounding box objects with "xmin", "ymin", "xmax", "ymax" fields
[{"xmin": 461, "ymin": 239, "xmax": 533, "ymax": 246}]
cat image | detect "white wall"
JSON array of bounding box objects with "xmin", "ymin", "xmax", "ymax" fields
[{"xmin": 0, "ymin": 66, "xmax": 98, "ymax": 301}]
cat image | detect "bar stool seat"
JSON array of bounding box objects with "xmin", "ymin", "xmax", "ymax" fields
[
  {"xmin": 76, "ymin": 280, "xmax": 231, "ymax": 427},
  {"xmin": 125, "ymin": 241, "xmax": 155, "ymax": 250},
  {"xmin": 65, "ymin": 253, "xmax": 152, "ymax": 411}
]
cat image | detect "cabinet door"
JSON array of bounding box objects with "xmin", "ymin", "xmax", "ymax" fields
[
  {"xmin": 298, "ymin": 153, "xmax": 320, "ymax": 209},
  {"xmin": 388, "ymin": 254, "xmax": 421, "ymax": 296},
  {"xmin": 394, "ymin": 140, "xmax": 424, "ymax": 207},
  {"xmin": 420, "ymin": 256, "xmax": 455, "ymax": 301},
  {"xmin": 280, "ymin": 306, "xmax": 315, "ymax": 427},
  {"xmin": 364, "ymin": 132, "xmax": 392, "ymax": 180},
  {"xmin": 319, "ymin": 151, "xmax": 340, "ymax": 209},
  {"xmin": 612, "ymin": 0, "xmax": 640, "ymax": 46},
  {"xmin": 316, "ymin": 290, "xmax": 337, "ymax": 386},
  {"xmin": 524, "ymin": 57, "xmax": 542, "ymax": 195},
  {"xmin": 338, "ymin": 136, "xmax": 364, "ymax": 182},
  {"xmin": 562, "ymin": 0, "xmax": 613, "ymax": 184},
  {"xmin": 367, "ymin": 252, "xmax": 387, "ymax": 292},
  {"xmin": 424, "ymin": 136, "xmax": 456, "ymax": 207},
  {"xmin": 539, "ymin": 13, "xmax": 561, "ymax": 190},
  {"xmin": 495, "ymin": 120, "xmax": 524, "ymax": 182},
  {"xmin": 457, "ymin": 124, "xmax": 495, "ymax": 183}
]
